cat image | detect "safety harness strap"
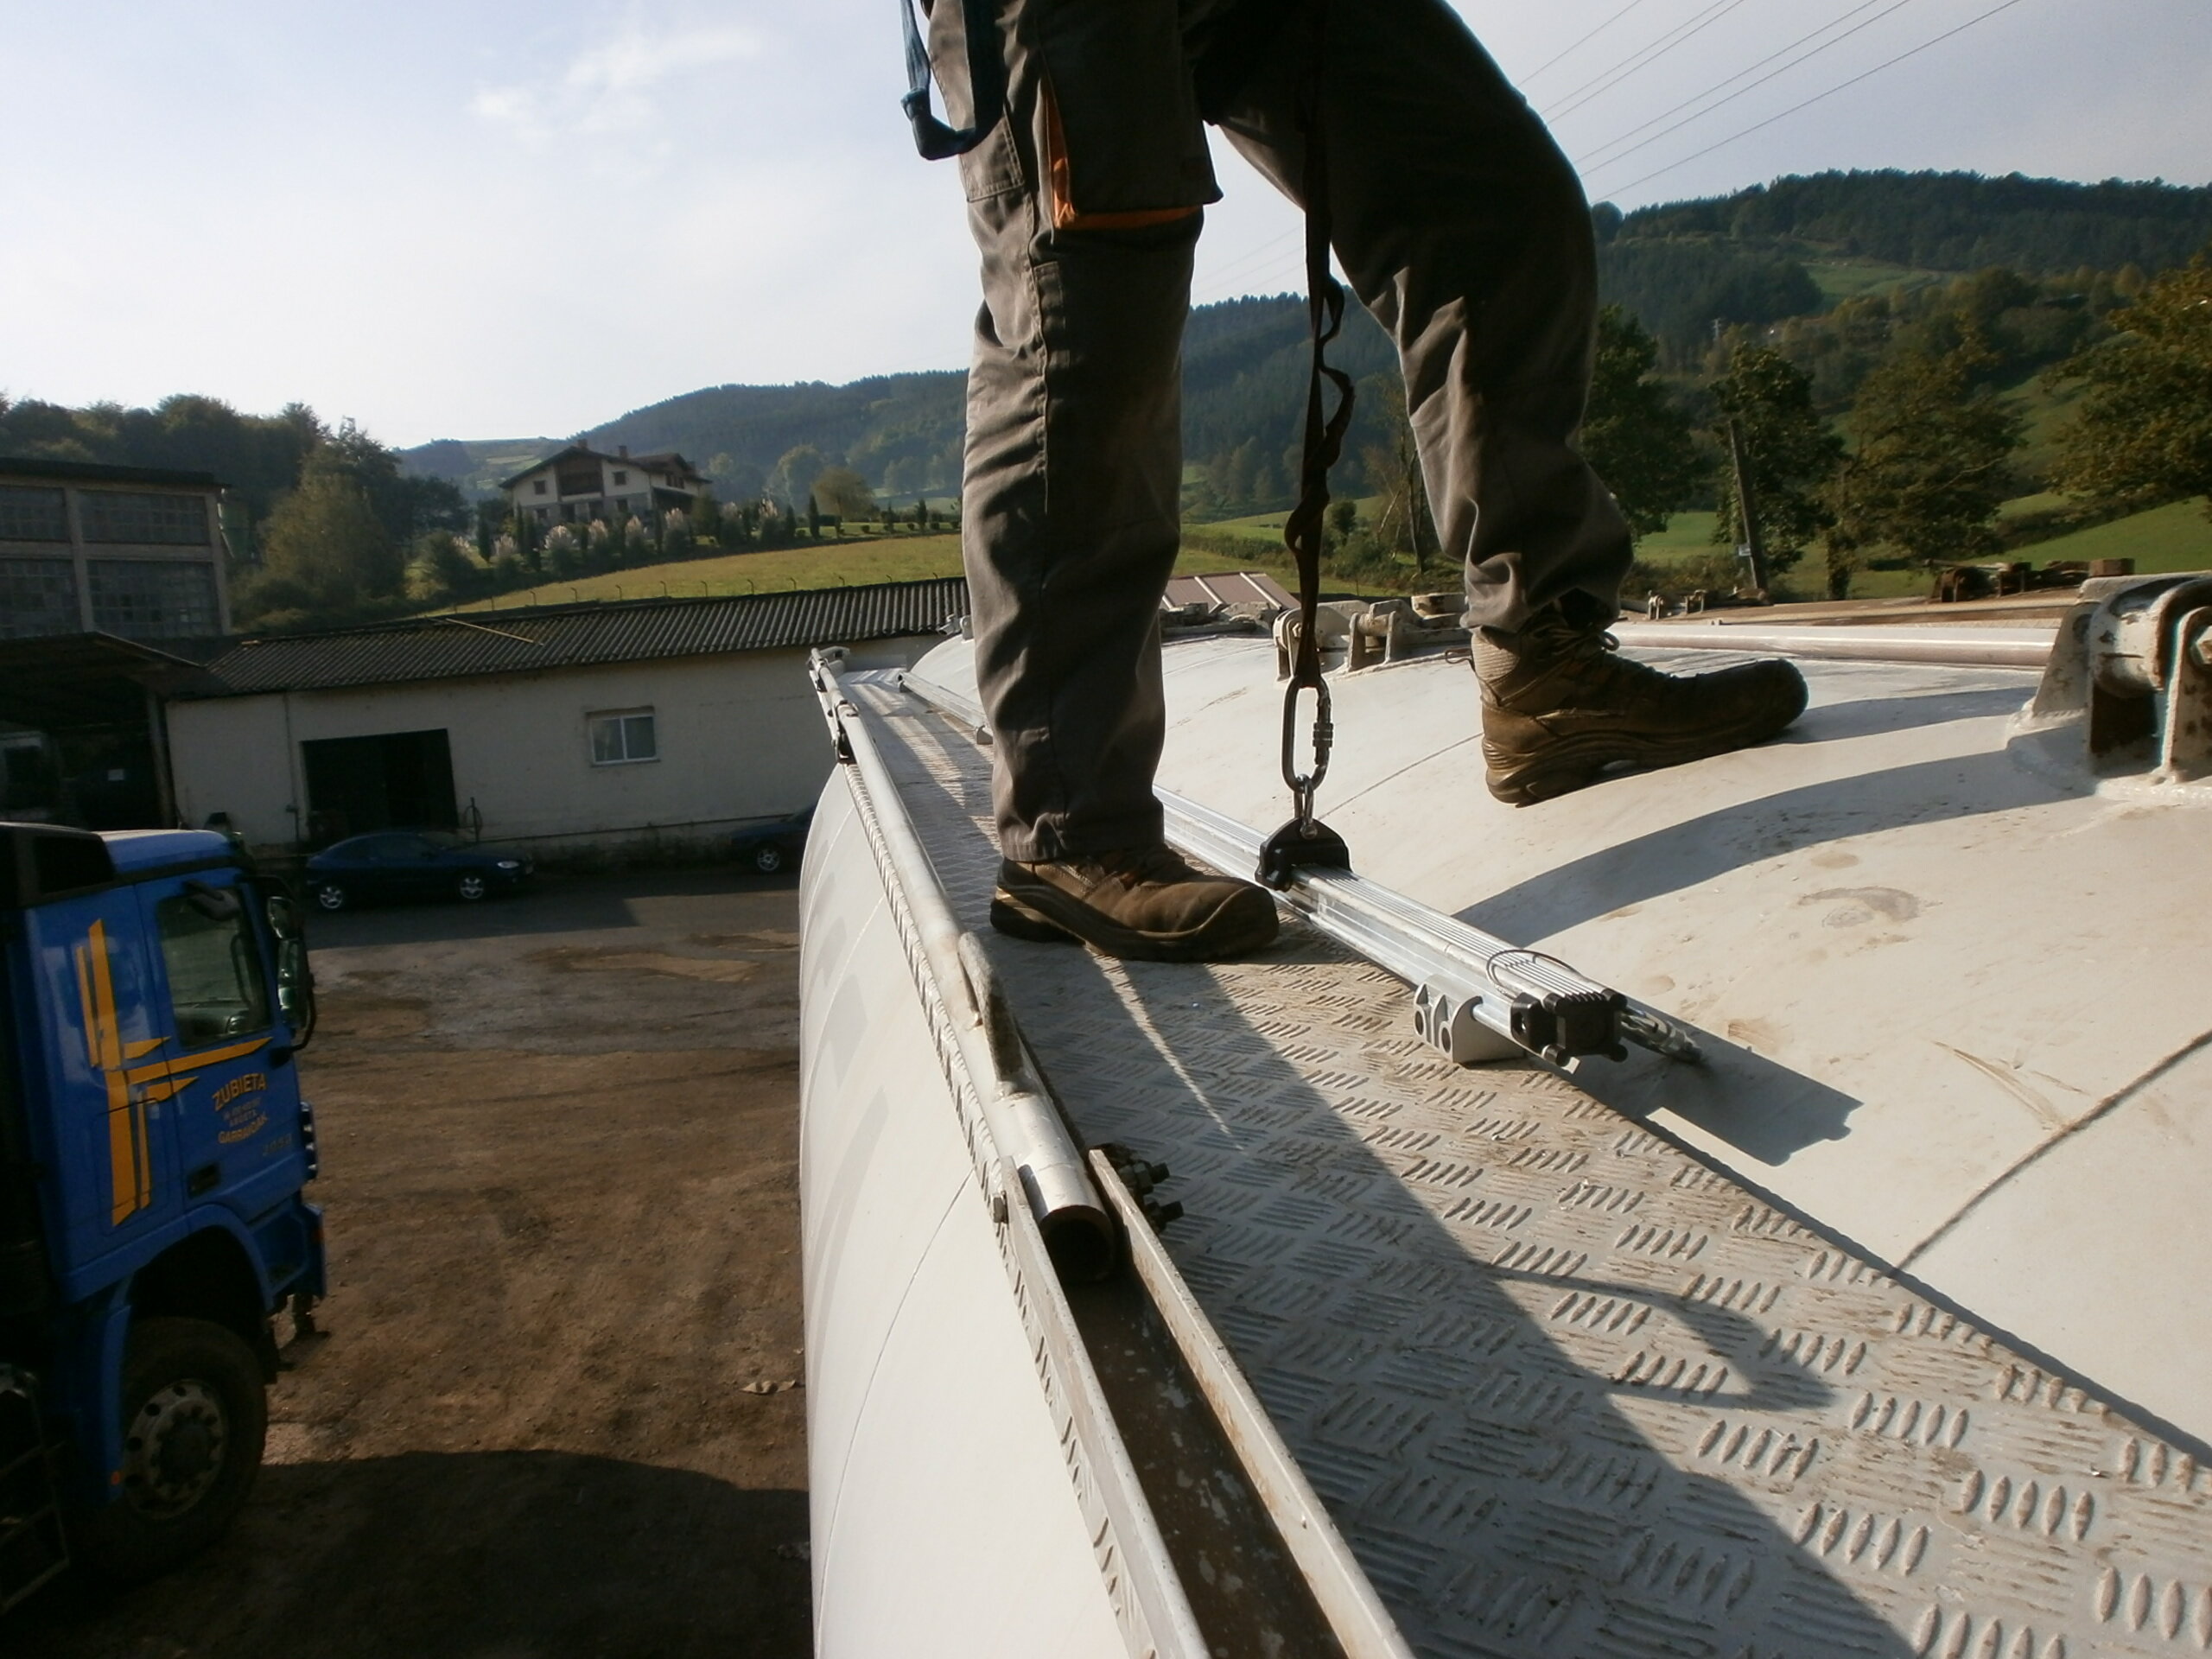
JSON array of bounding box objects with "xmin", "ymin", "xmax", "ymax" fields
[
  {"xmin": 900, "ymin": 0, "xmax": 1007, "ymax": 162},
  {"xmin": 1259, "ymin": 0, "xmax": 1357, "ymax": 890}
]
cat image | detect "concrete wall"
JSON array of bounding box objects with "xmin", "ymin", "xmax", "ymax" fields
[{"xmin": 165, "ymin": 637, "xmax": 934, "ymax": 861}]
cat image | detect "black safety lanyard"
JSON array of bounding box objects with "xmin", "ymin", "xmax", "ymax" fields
[
  {"xmin": 900, "ymin": 0, "xmax": 1006, "ymax": 160},
  {"xmin": 1257, "ymin": 1, "xmax": 1356, "ymax": 890}
]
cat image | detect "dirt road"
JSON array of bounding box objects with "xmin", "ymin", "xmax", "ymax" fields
[{"xmin": 11, "ymin": 871, "xmax": 812, "ymax": 1658}]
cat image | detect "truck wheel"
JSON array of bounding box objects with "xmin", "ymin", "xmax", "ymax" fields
[
  {"xmin": 752, "ymin": 843, "xmax": 785, "ymax": 874},
  {"xmin": 312, "ymin": 882, "xmax": 348, "ymax": 912},
  {"xmin": 72, "ymin": 1318, "xmax": 268, "ymax": 1584}
]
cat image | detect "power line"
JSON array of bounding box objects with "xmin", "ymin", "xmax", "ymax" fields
[
  {"xmin": 1192, "ymin": 251, "xmax": 1307, "ymax": 305},
  {"xmin": 1519, "ymin": 0, "xmax": 1662, "ymax": 85},
  {"xmin": 1191, "ymin": 235, "xmax": 1313, "ymax": 304},
  {"xmin": 1194, "ymin": 225, "xmax": 1304, "ymax": 290},
  {"xmin": 1546, "ymin": 0, "xmax": 1738, "ymax": 108},
  {"xmin": 1593, "ymin": 0, "xmax": 2037, "ymax": 194},
  {"xmin": 1574, "ymin": 0, "xmax": 1910, "ymax": 170},
  {"xmin": 1547, "ymin": 0, "xmax": 1757, "ymax": 123}
]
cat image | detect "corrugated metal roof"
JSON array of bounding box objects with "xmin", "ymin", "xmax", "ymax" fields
[
  {"xmin": 0, "ymin": 456, "xmax": 223, "ymax": 490},
  {"xmin": 184, "ymin": 577, "xmax": 969, "ymax": 697}
]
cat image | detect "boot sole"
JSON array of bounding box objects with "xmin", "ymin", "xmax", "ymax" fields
[
  {"xmin": 990, "ymin": 887, "xmax": 1278, "ymax": 963},
  {"xmin": 1487, "ymin": 708, "xmax": 1803, "ymax": 806}
]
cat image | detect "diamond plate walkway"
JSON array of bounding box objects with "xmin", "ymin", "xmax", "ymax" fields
[{"xmin": 849, "ymin": 675, "xmax": 2212, "ymax": 1659}]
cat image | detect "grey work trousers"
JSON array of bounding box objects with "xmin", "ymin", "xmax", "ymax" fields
[{"xmin": 942, "ymin": 0, "xmax": 1633, "ymax": 861}]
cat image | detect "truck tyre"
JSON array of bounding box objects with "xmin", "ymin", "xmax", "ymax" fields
[
  {"xmin": 73, "ymin": 1317, "xmax": 268, "ymax": 1584},
  {"xmin": 312, "ymin": 882, "xmax": 348, "ymax": 912}
]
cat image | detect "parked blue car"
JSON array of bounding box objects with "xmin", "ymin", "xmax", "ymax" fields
[
  {"xmin": 731, "ymin": 810, "xmax": 812, "ymax": 874},
  {"xmin": 305, "ymin": 830, "xmax": 533, "ymax": 911}
]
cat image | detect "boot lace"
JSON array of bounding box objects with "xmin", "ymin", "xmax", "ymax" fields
[{"xmin": 1079, "ymin": 845, "xmax": 1195, "ymax": 889}]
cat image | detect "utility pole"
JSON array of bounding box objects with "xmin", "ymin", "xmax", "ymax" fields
[{"xmin": 1726, "ymin": 417, "xmax": 1770, "ymax": 601}]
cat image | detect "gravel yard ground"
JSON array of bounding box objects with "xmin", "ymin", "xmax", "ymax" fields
[{"xmin": 8, "ymin": 869, "xmax": 812, "ymax": 1659}]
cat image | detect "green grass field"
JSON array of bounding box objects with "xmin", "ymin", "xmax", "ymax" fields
[
  {"xmin": 442, "ymin": 526, "xmax": 1346, "ymax": 613},
  {"xmin": 435, "ymin": 493, "xmax": 2208, "ymax": 618},
  {"xmin": 2023, "ymin": 498, "xmax": 2212, "ymax": 572},
  {"xmin": 447, "ymin": 533, "xmax": 972, "ymax": 611},
  {"xmin": 1800, "ymin": 259, "xmax": 1941, "ymax": 307}
]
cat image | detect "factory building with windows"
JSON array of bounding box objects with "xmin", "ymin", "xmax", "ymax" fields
[{"xmin": 0, "ymin": 457, "xmax": 232, "ymax": 642}]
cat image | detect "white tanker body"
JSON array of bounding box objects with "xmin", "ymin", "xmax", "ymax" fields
[{"xmin": 798, "ymin": 572, "xmax": 2212, "ymax": 1658}]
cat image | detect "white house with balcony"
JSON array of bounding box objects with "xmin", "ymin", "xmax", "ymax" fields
[{"xmin": 501, "ymin": 445, "xmax": 707, "ymax": 528}]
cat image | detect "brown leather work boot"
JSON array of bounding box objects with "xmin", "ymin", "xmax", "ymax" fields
[
  {"xmin": 1475, "ymin": 604, "xmax": 1808, "ymax": 805},
  {"xmin": 990, "ymin": 845, "xmax": 1280, "ymax": 962}
]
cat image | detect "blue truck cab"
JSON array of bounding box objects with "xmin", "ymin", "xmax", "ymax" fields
[{"xmin": 0, "ymin": 822, "xmax": 324, "ymax": 1605}]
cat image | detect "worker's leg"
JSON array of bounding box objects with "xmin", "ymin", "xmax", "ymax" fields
[
  {"xmin": 944, "ymin": 0, "xmax": 1213, "ymax": 861},
  {"xmin": 1203, "ymin": 0, "xmax": 1804, "ymax": 804},
  {"xmin": 1202, "ymin": 0, "xmax": 1628, "ymax": 632},
  {"xmin": 939, "ymin": 0, "xmax": 1278, "ymax": 955}
]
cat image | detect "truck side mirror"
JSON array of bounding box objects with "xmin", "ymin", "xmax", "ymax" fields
[
  {"xmin": 264, "ymin": 893, "xmax": 316, "ymax": 1050},
  {"xmin": 275, "ymin": 937, "xmax": 316, "ymax": 1050}
]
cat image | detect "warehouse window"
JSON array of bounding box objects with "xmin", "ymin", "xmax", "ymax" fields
[
  {"xmin": 79, "ymin": 491, "xmax": 210, "ymax": 545},
  {"xmin": 87, "ymin": 560, "xmax": 220, "ymax": 639},
  {"xmin": 0, "ymin": 486, "xmax": 68, "ymax": 543},
  {"xmin": 0, "ymin": 559, "xmax": 79, "ymax": 638},
  {"xmin": 588, "ymin": 709, "xmax": 657, "ymax": 766}
]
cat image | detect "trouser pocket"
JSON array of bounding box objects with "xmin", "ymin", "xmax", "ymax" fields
[{"xmin": 1033, "ymin": 0, "xmax": 1217, "ymax": 226}]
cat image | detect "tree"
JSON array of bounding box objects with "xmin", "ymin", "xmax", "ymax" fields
[
  {"xmin": 768, "ymin": 444, "xmax": 827, "ymax": 511},
  {"xmin": 811, "ymin": 466, "xmax": 876, "ymax": 519},
  {"xmin": 2051, "ymin": 251, "xmax": 2212, "ymax": 516},
  {"xmin": 408, "ymin": 531, "xmax": 483, "ymax": 603},
  {"xmin": 543, "ymin": 524, "xmax": 582, "ymax": 579},
  {"xmin": 1830, "ymin": 337, "xmax": 2023, "ymax": 569},
  {"xmin": 248, "ymin": 454, "xmax": 401, "ymax": 615},
  {"xmin": 1580, "ymin": 306, "xmax": 1704, "ymax": 540},
  {"xmin": 1707, "ymin": 343, "xmax": 1842, "ymax": 577},
  {"xmin": 1361, "ymin": 377, "xmax": 1438, "ymax": 578}
]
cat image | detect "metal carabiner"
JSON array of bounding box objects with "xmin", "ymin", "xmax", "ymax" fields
[
  {"xmin": 1280, "ymin": 671, "xmax": 1334, "ymax": 831},
  {"xmin": 1260, "ymin": 667, "xmax": 1350, "ymax": 890}
]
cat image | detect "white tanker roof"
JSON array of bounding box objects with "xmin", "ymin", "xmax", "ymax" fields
[{"xmin": 925, "ymin": 628, "xmax": 2212, "ymax": 1446}]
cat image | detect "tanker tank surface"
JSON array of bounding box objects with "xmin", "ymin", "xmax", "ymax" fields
[{"xmin": 798, "ymin": 575, "xmax": 2212, "ymax": 1659}]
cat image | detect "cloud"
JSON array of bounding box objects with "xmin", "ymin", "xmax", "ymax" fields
[{"xmin": 473, "ymin": 18, "xmax": 761, "ymax": 144}]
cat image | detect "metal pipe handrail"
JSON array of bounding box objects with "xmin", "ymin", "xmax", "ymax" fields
[
  {"xmin": 1609, "ymin": 621, "xmax": 2053, "ymax": 669},
  {"xmin": 1090, "ymin": 1149, "xmax": 1419, "ymax": 1659},
  {"xmin": 810, "ymin": 651, "xmax": 1116, "ymax": 1278}
]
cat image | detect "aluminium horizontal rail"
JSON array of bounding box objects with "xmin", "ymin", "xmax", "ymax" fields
[
  {"xmin": 1157, "ymin": 790, "xmax": 1700, "ymax": 1067},
  {"xmin": 810, "ymin": 651, "xmax": 1116, "ymax": 1276},
  {"xmin": 893, "ymin": 664, "xmax": 1694, "ymax": 1069}
]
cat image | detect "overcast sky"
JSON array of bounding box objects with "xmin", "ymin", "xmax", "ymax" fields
[{"xmin": 3, "ymin": 0, "xmax": 2207, "ymax": 448}]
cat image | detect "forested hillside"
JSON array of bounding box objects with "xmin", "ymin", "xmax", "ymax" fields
[
  {"xmin": 1598, "ymin": 170, "xmax": 2212, "ymax": 362},
  {"xmin": 10, "ymin": 165, "xmax": 2205, "ymax": 629},
  {"xmin": 402, "ymin": 169, "xmax": 2211, "ymax": 512},
  {"xmin": 1619, "ymin": 171, "xmax": 2212, "ymax": 276}
]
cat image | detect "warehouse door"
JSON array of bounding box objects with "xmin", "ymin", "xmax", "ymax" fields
[{"xmin": 301, "ymin": 729, "xmax": 458, "ymax": 846}]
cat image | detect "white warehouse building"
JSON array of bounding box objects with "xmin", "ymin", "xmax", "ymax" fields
[{"xmin": 162, "ymin": 579, "xmax": 966, "ymax": 861}]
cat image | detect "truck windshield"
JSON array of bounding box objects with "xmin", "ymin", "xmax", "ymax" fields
[{"xmin": 156, "ymin": 893, "xmax": 271, "ymax": 1047}]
